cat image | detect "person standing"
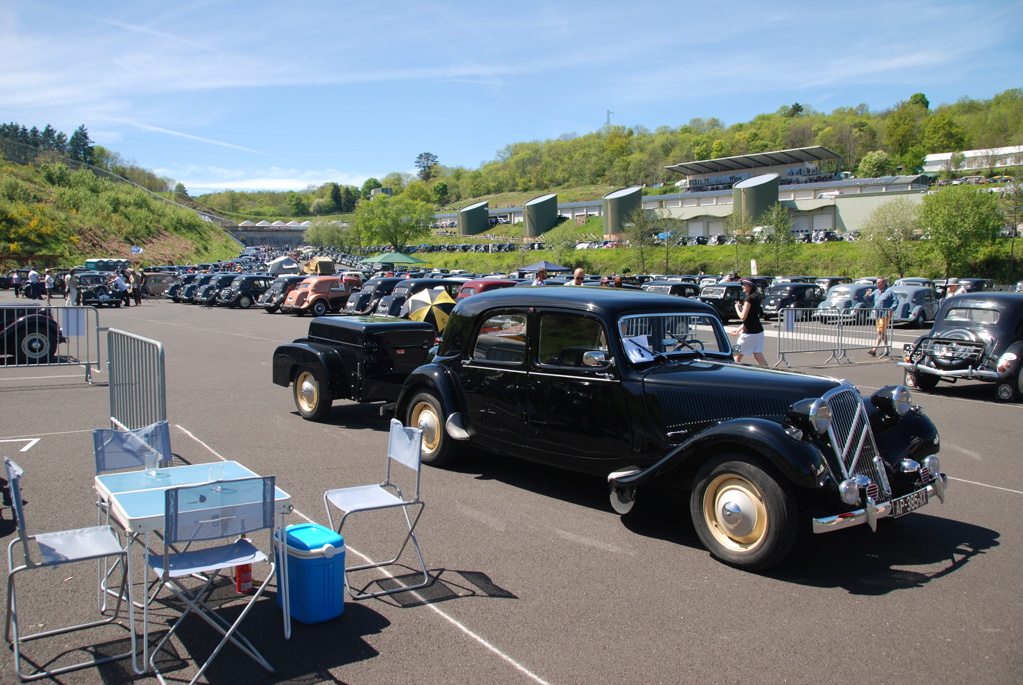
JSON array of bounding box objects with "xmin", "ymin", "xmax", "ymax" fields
[
  {"xmin": 730, "ymin": 279, "xmax": 767, "ymax": 366},
  {"xmin": 132, "ymin": 269, "xmax": 144, "ymax": 305},
  {"xmin": 867, "ymin": 277, "xmax": 896, "ymax": 357},
  {"xmin": 109, "ymin": 271, "xmax": 131, "ymax": 307},
  {"xmin": 11, "ymin": 270, "xmax": 20, "ymax": 298},
  {"xmin": 27, "ymin": 266, "xmax": 40, "ymax": 299},
  {"xmin": 43, "ymin": 269, "xmax": 54, "ymax": 303},
  {"xmin": 65, "ymin": 269, "xmax": 80, "ymax": 306},
  {"xmin": 565, "ymin": 268, "xmax": 585, "ymax": 285},
  {"xmin": 531, "ymin": 268, "xmax": 548, "ymax": 286}
]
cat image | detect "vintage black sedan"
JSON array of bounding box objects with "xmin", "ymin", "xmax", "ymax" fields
[
  {"xmin": 898, "ymin": 292, "xmax": 1023, "ymax": 401},
  {"xmin": 275, "ymin": 288, "xmax": 948, "ymax": 570},
  {"xmin": 762, "ymin": 283, "xmax": 826, "ymax": 320}
]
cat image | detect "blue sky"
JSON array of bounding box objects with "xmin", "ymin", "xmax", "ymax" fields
[{"xmin": 2, "ymin": 0, "xmax": 1021, "ymax": 195}]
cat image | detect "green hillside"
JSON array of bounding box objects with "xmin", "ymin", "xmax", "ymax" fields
[{"xmin": 0, "ymin": 158, "xmax": 239, "ymax": 268}]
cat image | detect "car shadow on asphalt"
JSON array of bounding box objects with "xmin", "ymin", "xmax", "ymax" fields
[{"xmin": 765, "ymin": 513, "xmax": 999, "ymax": 594}]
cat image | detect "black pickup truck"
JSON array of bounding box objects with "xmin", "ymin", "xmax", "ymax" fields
[{"xmin": 273, "ymin": 288, "xmax": 948, "ymax": 570}]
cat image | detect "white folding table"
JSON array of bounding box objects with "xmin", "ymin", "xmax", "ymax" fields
[{"xmin": 95, "ymin": 461, "xmax": 293, "ymax": 674}]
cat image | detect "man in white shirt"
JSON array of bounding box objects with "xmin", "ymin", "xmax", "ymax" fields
[
  {"xmin": 531, "ymin": 268, "xmax": 548, "ymax": 286},
  {"xmin": 564, "ymin": 268, "xmax": 585, "ymax": 286},
  {"xmin": 27, "ymin": 266, "xmax": 40, "ymax": 299}
]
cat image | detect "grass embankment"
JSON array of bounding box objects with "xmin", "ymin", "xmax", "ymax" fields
[{"xmin": 0, "ymin": 159, "xmax": 240, "ymax": 268}]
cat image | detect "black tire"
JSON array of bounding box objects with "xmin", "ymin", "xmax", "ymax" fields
[
  {"xmin": 293, "ymin": 366, "xmax": 332, "ymax": 421},
  {"xmin": 14, "ymin": 329, "xmax": 57, "ymax": 364},
  {"xmin": 690, "ymin": 454, "xmax": 799, "ymax": 571},
  {"xmin": 238, "ymin": 294, "xmax": 253, "ymax": 309},
  {"xmin": 406, "ymin": 391, "xmax": 458, "ymax": 466},
  {"xmin": 310, "ymin": 300, "xmax": 329, "ymax": 317},
  {"xmin": 904, "ymin": 370, "xmax": 939, "ymax": 392},
  {"xmin": 264, "ymin": 305, "xmax": 279, "ymax": 314}
]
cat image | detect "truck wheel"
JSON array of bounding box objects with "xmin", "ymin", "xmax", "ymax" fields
[
  {"xmin": 904, "ymin": 370, "xmax": 938, "ymax": 392},
  {"xmin": 407, "ymin": 391, "xmax": 457, "ymax": 466},
  {"xmin": 311, "ymin": 300, "xmax": 328, "ymax": 317},
  {"xmin": 238, "ymin": 295, "xmax": 253, "ymax": 309},
  {"xmin": 294, "ymin": 366, "xmax": 332, "ymax": 421},
  {"xmin": 690, "ymin": 454, "xmax": 798, "ymax": 571},
  {"xmin": 15, "ymin": 330, "xmax": 57, "ymax": 364}
]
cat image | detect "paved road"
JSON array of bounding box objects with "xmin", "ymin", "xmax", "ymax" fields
[{"xmin": 0, "ymin": 290, "xmax": 1020, "ymax": 684}]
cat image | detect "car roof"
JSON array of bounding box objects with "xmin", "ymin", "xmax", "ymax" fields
[{"xmin": 453, "ymin": 284, "xmax": 718, "ymax": 320}]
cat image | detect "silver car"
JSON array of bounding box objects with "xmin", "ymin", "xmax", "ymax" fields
[{"xmin": 888, "ymin": 285, "xmax": 940, "ymax": 328}]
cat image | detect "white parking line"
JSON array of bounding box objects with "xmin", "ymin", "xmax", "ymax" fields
[
  {"xmin": 175, "ymin": 424, "xmax": 554, "ymax": 685},
  {"xmin": 948, "ymin": 477, "xmax": 1023, "ymax": 495}
]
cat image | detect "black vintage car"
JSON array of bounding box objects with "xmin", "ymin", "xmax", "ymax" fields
[
  {"xmin": 274, "ymin": 288, "xmax": 947, "ymax": 570},
  {"xmin": 167, "ymin": 273, "xmax": 203, "ymax": 302},
  {"xmin": 216, "ymin": 274, "xmax": 274, "ymax": 308},
  {"xmin": 190, "ymin": 274, "xmax": 237, "ymax": 304},
  {"xmin": 898, "ymin": 292, "xmax": 1023, "ymax": 401},
  {"xmin": 258, "ymin": 275, "xmax": 308, "ymax": 314},
  {"xmin": 641, "ymin": 281, "xmax": 701, "ymax": 298},
  {"xmin": 373, "ymin": 278, "xmax": 461, "ymax": 317},
  {"xmin": 342, "ymin": 276, "xmax": 405, "ymax": 315},
  {"xmin": 77, "ymin": 272, "xmax": 121, "ymax": 308},
  {"xmin": 698, "ymin": 282, "xmax": 747, "ymax": 321},
  {"xmin": 762, "ymin": 283, "xmax": 827, "ymax": 320},
  {"xmin": 1, "ymin": 304, "xmax": 64, "ymax": 363}
]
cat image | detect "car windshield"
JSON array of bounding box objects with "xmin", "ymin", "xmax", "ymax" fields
[
  {"xmin": 944, "ymin": 307, "xmax": 999, "ymax": 324},
  {"xmin": 827, "ymin": 288, "xmax": 853, "ymax": 299},
  {"xmin": 767, "ymin": 286, "xmax": 796, "ymax": 296},
  {"xmin": 617, "ymin": 313, "xmax": 730, "ymax": 362}
]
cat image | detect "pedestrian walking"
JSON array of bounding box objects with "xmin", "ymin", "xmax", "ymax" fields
[
  {"xmin": 65, "ymin": 269, "xmax": 80, "ymax": 306},
  {"xmin": 730, "ymin": 279, "xmax": 767, "ymax": 366},
  {"xmin": 44, "ymin": 269, "xmax": 54, "ymax": 303},
  {"xmin": 867, "ymin": 277, "xmax": 896, "ymax": 357},
  {"xmin": 11, "ymin": 270, "xmax": 20, "ymax": 298}
]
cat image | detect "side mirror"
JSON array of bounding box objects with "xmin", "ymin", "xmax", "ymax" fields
[{"xmin": 582, "ymin": 350, "xmax": 609, "ymax": 367}]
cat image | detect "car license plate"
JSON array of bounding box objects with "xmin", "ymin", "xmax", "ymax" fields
[{"xmin": 891, "ymin": 488, "xmax": 929, "ymax": 518}]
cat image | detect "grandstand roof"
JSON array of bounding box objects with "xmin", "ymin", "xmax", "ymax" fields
[{"xmin": 666, "ymin": 146, "xmax": 842, "ymax": 176}]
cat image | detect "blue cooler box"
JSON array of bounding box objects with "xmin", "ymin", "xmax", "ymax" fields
[{"xmin": 276, "ymin": 523, "xmax": 345, "ymax": 624}]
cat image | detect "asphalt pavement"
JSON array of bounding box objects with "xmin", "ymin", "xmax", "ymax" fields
[{"xmin": 0, "ymin": 289, "xmax": 1020, "ymax": 684}]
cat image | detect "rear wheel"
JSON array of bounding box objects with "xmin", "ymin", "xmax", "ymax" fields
[
  {"xmin": 690, "ymin": 454, "xmax": 798, "ymax": 570},
  {"xmin": 310, "ymin": 300, "xmax": 329, "ymax": 317},
  {"xmin": 238, "ymin": 294, "xmax": 253, "ymax": 309},
  {"xmin": 293, "ymin": 366, "xmax": 331, "ymax": 421},
  {"xmin": 14, "ymin": 329, "xmax": 57, "ymax": 364},
  {"xmin": 904, "ymin": 370, "xmax": 939, "ymax": 392},
  {"xmin": 407, "ymin": 391, "xmax": 457, "ymax": 466}
]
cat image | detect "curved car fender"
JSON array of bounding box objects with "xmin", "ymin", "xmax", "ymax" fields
[
  {"xmin": 610, "ymin": 417, "xmax": 826, "ymax": 490},
  {"xmin": 869, "ymin": 403, "xmax": 940, "ymax": 464},
  {"xmin": 395, "ymin": 363, "xmax": 468, "ymax": 436},
  {"xmin": 271, "ymin": 341, "xmax": 347, "ymax": 397}
]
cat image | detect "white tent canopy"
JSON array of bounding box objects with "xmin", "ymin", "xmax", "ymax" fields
[{"xmin": 267, "ymin": 255, "xmax": 300, "ymax": 274}]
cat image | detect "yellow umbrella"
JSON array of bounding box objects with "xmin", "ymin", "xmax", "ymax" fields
[{"xmin": 399, "ymin": 287, "xmax": 457, "ymax": 332}]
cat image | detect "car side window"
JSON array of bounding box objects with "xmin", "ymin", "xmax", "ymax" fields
[
  {"xmin": 473, "ymin": 313, "xmax": 527, "ymax": 364},
  {"xmin": 537, "ymin": 313, "xmax": 607, "ymax": 368}
]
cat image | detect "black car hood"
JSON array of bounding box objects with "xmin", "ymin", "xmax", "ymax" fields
[{"xmin": 640, "ymin": 360, "xmax": 844, "ymax": 432}]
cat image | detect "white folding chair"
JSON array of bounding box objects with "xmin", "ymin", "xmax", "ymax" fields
[
  {"xmin": 146, "ymin": 476, "xmax": 277, "ymax": 685},
  {"xmin": 4, "ymin": 457, "xmax": 135, "ymax": 681},
  {"xmin": 324, "ymin": 418, "xmax": 429, "ymax": 599},
  {"xmin": 92, "ymin": 420, "xmax": 173, "ymax": 611}
]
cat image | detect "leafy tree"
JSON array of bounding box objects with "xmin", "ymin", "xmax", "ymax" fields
[
  {"xmin": 353, "ymin": 194, "xmax": 434, "ymax": 252},
  {"xmin": 882, "ymin": 103, "xmax": 923, "ymax": 156},
  {"xmin": 622, "ymin": 206, "xmax": 659, "ymax": 274},
  {"xmin": 922, "ymin": 112, "xmax": 968, "ymax": 153},
  {"xmin": 920, "ymin": 186, "xmax": 1004, "ymax": 277},
  {"xmin": 755, "ymin": 203, "xmax": 797, "ymax": 275},
  {"xmin": 339, "ymin": 185, "xmax": 357, "ymax": 213},
  {"xmin": 360, "ymin": 177, "xmax": 382, "ymax": 199},
  {"xmin": 328, "ymin": 182, "xmax": 343, "ymax": 213},
  {"xmin": 897, "ymin": 145, "xmax": 927, "ymax": 174},
  {"xmin": 286, "ymin": 190, "xmax": 308, "ymax": 216},
  {"xmin": 784, "ymin": 102, "xmax": 804, "ymax": 118},
  {"xmin": 1002, "ymin": 182, "xmax": 1023, "ymax": 274},
  {"xmin": 305, "ymin": 219, "xmax": 363, "ymax": 251},
  {"xmin": 402, "ymin": 180, "xmax": 432, "ymax": 203},
  {"xmin": 415, "ymin": 152, "xmax": 439, "ymax": 181},
  {"xmin": 432, "ymin": 180, "xmax": 449, "ymax": 205},
  {"xmin": 67, "ymin": 125, "xmax": 94, "ymax": 164},
  {"xmin": 725, "ymin": 211, "xmax": 757, "ymax": 274},
  {"xmin": 309, "ymin": 197, "xmax": 332, "ymax": 215},
  {"xmin": 173, "ymin": 182, "xmax": 188, "ymax": 197},
  {"xmin": 381, "ymin": 172, "xmax": 405, "ymax": 194},
  {"xmin": 860, "ymin": 197, "xmax": 920, "ymax": 278},
  {"xmin": 908, "ymin": 93, "xmax": 930, "ymax": 110},
  {"xmin": 857, "ymin": 150, "xmax": 894, "ymax": 178},
  {"xmin": 539, "ymin": 221, "xmax": 581, "ymax": 269}
]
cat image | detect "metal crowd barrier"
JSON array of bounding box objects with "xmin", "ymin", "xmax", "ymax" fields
[
  {"xmin": 773, "ymin": 307, "xmax": 893, "ymax": 367},
  {"xmin": 1, "ymin": 305, "xmax": 102, "ymax": 381},
  {"xmin": 836, "ymin": 307, "xmax": 894, "ymax": 362},
  {"xmin": 107, "ymin": 329, "xmax": 166, "ymax": 430}
]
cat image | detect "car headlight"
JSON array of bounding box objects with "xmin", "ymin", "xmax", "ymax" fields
[
  {"xmin": 871, "ymin": 385, "xmax": 913, "ymax": 417},
  {"xmin": 789, "ymin": 397, "xmax": 832, "ymax": 435}
]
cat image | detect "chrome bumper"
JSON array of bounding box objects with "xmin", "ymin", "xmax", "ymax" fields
[
  {"xmin": 812, "ymin": 474, "xmax": 947, "ymax": 534},
  {"xmin": 897, "ymin": 361, "xmax": 1000, "ymax": 381}
]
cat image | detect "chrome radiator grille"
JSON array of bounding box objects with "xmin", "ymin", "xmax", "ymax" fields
[{"xmin": 824, "ymin": 386, "xmax": 891, "ymax": 501}]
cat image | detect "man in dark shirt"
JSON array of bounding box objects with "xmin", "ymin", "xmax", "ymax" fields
[{"xmin": 731, "ymin": 279, "xmax": 766, "ymax": 366}]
